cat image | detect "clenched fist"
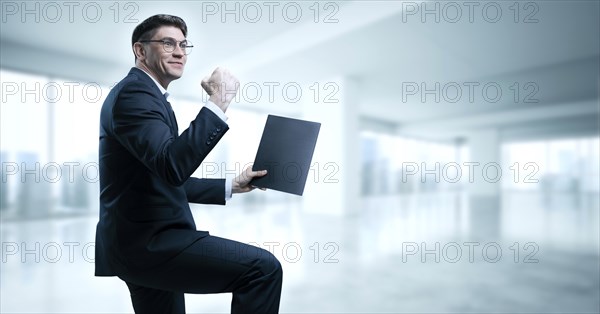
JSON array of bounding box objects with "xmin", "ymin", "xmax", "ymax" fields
[{"xmin": 201, "ymin": 67, "xmax": 239, "ymax": 113}]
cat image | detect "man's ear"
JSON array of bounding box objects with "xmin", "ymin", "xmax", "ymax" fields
[{"xmin": 133, "ymin": 42, "xmax": 146, "ymax": 61}]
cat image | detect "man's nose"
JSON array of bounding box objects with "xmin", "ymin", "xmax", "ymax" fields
[{"xmin": 172, "ymin": 44, "xmax": 185, "ymax": 57}]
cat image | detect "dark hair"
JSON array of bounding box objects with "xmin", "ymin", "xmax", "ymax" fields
[{"xmin": 131, "ymin": 14, "xmax": 188, "ymax": 60}]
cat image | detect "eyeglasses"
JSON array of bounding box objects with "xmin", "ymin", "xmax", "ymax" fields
[{"xmin": 139, "ymin": 38, "xmax": 193, "ymax": 55}]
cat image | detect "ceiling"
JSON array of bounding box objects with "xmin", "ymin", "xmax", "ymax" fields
[{"xmin": 1, "ymin": 0, "xmax": 598, "ymax": 140}]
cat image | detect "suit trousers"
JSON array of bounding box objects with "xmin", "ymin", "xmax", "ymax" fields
[{"xmin": 119, "ymin": 235, "xmax": 283, "ymax": 314}]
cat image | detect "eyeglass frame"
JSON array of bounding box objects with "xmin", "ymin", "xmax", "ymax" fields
[{"xmin": 138, "ymin": 37, "xmax": 193, "ymax": 55}]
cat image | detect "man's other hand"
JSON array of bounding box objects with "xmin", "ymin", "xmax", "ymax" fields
[
  {"xmin": 232, "ymin": 166, "xmax": 267, "ymax": 194},
  {"xmin": 201, "ymin": 67, "xmax": 239, "ymax": 113}
]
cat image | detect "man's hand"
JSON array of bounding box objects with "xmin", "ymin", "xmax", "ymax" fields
[
  {"xmin": 232, "ymin": 166, "xmax": 267, "ymax": 194},
  {"xmin": 201, "ymin": 67, "xmax": 239, "ymax": 113}
]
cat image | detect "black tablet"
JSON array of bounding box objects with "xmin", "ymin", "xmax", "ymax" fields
[{"xmin": 250, "ymin": 114, "xmax": 321, "ymax": 195}]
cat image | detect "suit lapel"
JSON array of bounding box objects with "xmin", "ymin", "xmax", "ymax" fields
[
  {"xmin": 163, "ymin": 98, "xmax": 179, "ymax": 135},
  {"xmin": 129, "ymin": 68, "xmax": 179, "ymax": 136}
]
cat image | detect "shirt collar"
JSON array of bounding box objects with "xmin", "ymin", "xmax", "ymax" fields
[{"xmin": 136, "ymin": 67, "xmax": 169, "ymax": 100}]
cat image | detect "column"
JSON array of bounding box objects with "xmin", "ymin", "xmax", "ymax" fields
[
  {"xmin": 302, "ymin": 76, "xmax": 361, "ymax": 216},
  {"xmin": 466, "ymin": 129, "xmax": 501, "ymax": 239}
]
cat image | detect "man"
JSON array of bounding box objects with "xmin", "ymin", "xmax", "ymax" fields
[{"xmin": 95, "ymin": 14, "xmax": 282, "ymax": 314}]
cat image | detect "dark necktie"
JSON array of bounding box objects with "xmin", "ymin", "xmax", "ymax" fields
[{"xmin": 163, "ymin": 92, "xmax": 178, "ymax": 134}]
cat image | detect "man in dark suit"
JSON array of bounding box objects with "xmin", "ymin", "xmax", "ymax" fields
[{"xmin": 95, "ymin": 14, "xmax": 282, "ymax": 314}]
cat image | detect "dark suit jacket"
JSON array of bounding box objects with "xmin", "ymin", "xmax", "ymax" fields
[{"xmin": 95, "ymin": 67, "xmax": 229, "ymax": 276}]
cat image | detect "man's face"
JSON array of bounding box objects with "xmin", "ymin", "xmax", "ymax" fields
[{"xmin": 137, "ymin": 26, "xmax": 187, "ymax": 87}]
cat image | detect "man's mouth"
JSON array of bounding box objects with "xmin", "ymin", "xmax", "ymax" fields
[{"xmin": 168, "ymin": 62, "xmax": 184, "ymax": 66}]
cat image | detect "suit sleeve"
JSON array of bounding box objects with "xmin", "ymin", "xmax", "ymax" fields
[
  {"xmin": 183, "ymin": 178, "xmax": 226, "ymax": 205},
  {"xmin": 111, "ymin": 80, "xmax": 229, "ymax": 187}
]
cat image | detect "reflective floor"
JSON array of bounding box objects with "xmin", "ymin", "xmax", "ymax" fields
[{"xmin": 1, "ymin": 192, "xmax": 599, "ymax": 313}]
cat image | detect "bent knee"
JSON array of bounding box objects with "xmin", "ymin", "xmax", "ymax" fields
[{"xmin": 255, "ymin": 249, "xmax": 283, "ymax": 278}]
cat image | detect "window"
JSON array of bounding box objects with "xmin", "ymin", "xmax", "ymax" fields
[
  {"xmin": 360, "ymin": 131, "xmax": 460, "ymax": 195},
  {"xmin": 0, "ymin": 69, "xmax": 107, "ymax": 216},
  {"xmin": 501, "ymin": 137, "xmax": 600, "ymax": 193}
]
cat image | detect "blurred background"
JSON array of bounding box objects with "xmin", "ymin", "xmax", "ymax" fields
[{"xmin": 1, "ymin": 0, "xmax": 599, "ymax": 313}]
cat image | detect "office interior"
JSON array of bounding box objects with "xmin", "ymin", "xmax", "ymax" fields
[{"xmin": 1, "ymin": 1, "xmax": 599, "ymax": 313}]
